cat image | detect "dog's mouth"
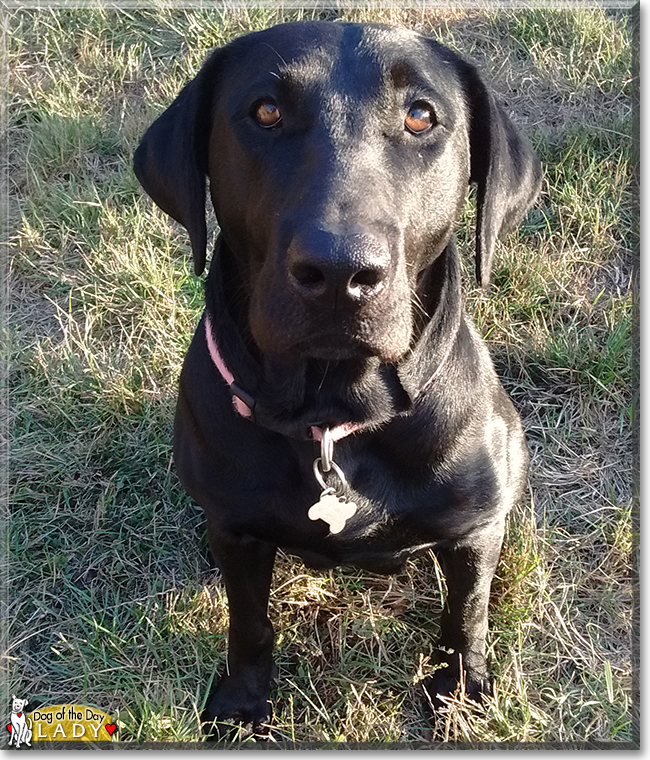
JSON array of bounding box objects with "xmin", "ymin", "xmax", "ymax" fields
[
  {"xmin": 257, "ymin": 324, "xmax": 411, "ymax": 365},
  {"xmin": 291, "ymin": 332, "xmax": 381, "ymax": 362},
  {"xmin": 249, "ymin": 296, "xmax": 413, "ymax": 364}
]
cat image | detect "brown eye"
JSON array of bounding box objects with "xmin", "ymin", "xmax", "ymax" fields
[
  {"xmin": 254, "ymin": 101, "xmax": 282, "ymax": 128},
  {"xmin": 405, "ymin": 102, "xmax": 434, "ymax": 134}
]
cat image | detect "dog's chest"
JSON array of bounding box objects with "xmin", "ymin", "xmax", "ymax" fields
[{"xmin": 231, "ymin": 439, "xmax": 498, "ymax": 569}]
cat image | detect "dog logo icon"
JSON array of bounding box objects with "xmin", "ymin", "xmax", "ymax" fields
[{"xmin": 7, "ymin": 695, "xmax": 32, "ymax": 748}]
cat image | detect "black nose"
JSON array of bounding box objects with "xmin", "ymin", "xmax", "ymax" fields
[{"xmin": 287, "ymin": 228, "xmax": 390, "ymax": 303}]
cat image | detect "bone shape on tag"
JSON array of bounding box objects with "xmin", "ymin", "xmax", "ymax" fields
[{"xmin": 308, "ymin": 492, "xmax": 357, "ymax": 534}]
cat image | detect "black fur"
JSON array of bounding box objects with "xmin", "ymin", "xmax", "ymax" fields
[{"xmin": 134, "ymin": 21, "xmax": 541, "ymax": 736}]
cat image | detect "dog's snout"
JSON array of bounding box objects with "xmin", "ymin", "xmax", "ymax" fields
[{"xmin": 288, "ymin": 229, "xmax": 390, "ymax": 303}]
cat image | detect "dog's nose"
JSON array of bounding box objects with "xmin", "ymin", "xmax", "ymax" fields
[{"xmin": 288, "ymin": 229, "xmax": 390, "ymax": 303}]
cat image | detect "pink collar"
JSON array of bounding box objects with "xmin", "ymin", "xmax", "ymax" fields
[{"xmin": 204, "ymin": 314, "xmax": 363, "ymax": 442}]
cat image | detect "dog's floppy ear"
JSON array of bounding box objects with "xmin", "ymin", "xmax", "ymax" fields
[
  {"xmin": 459, "ymin": 60, "xmax": 542, "ymax": 288},
  {"xmin": 133, "ymin": 49, "xmax": 222, "ymax": 276}
]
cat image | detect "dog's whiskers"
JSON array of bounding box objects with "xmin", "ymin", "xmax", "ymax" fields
[
  {"xmin": 410, "ymin": 289, "xmax": 430, "ymax": 320},
  {"xmin": 261, "ymin": 42, "xmax": 289, "ymax": 69},
  {"xmin": 317, "ymin": 361, "xmax": 331, "ymax": 393}
]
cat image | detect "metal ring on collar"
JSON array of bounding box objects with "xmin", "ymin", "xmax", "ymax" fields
[
  {"xmin": 320, "ymin": 426, "xmax": 334, "ymax": 472},
  {"xmin": 313, "ymin": 458, "xmax": 348, "ymax": 493}
]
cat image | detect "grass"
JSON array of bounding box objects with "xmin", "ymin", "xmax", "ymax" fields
[{"xmin": 3, "ymin": 5, "xmax": 638, "ymax": 746}]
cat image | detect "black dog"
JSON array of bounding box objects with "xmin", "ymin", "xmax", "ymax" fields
[{"xmin": 134, "ymin": 20, "xmax": 541, "ymax": 734}]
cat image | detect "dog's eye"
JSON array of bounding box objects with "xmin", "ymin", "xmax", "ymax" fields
[
  {"xmin": 253, "ymin": 100, "xmax": 282, "ymax": 128},
  {"xmin": 404, "ymin": 102, "xmax": 435, "ymax": 134}
]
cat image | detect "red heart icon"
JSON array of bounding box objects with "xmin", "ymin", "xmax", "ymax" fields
[
  {"xmin": 105, "ymin": 723, "xmax": 117, "ymax": 737},
  {"xmin": 6, "ymin": 724, "xmax": 11, "ymax": 733},
  {"xmin": 16, "ymin": 713, "xmax": 22, "ymax": 718}
]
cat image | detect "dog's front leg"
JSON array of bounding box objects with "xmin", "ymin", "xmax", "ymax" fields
[
  {"xmin": 424, "ymin": 523, "xmax": 504, "ymax": 709},
  {"xmin": 202, "ymin": 523, "xmax": 277, "ymax": 737}
]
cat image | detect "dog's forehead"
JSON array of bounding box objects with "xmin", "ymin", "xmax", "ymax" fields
[{"xmin": 224, "ymin": 21, "xmax": 460, "ymax": 97}]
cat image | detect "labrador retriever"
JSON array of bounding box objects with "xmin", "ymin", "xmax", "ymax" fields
[{"xmin": 134, "ymin": 20, "xmax": 541, "ymax": 736}]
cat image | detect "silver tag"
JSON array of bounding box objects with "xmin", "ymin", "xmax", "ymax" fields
[{"xmin": 308, "ymin": 490, "xmax": 357, "ymax": 534}]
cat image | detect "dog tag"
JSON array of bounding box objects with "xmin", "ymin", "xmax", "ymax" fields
[{"xmin": 308, "ymin": 491, "xmax": 357, "ymax": 534}]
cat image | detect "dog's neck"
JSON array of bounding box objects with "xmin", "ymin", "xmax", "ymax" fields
[{"xmin": 203, "ymin": 237, "xmax": 462, "ymax": 440}]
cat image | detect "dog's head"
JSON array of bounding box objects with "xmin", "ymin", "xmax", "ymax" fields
[
  {"xmin": 11, "ymin": 696, "xmax": 28, "ymax": 713},
  {"xmin": 135, "ymin": 22, "xmax": 540, "ymax": 363}
]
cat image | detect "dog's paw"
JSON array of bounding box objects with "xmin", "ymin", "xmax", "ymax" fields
[
  {"xmin": 202, "ymin": 674, "xmax": 272, "ymax": 741},
  {"xmin": 421, "ymin": 659, "xmax": 491, "ymax": 714}
]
